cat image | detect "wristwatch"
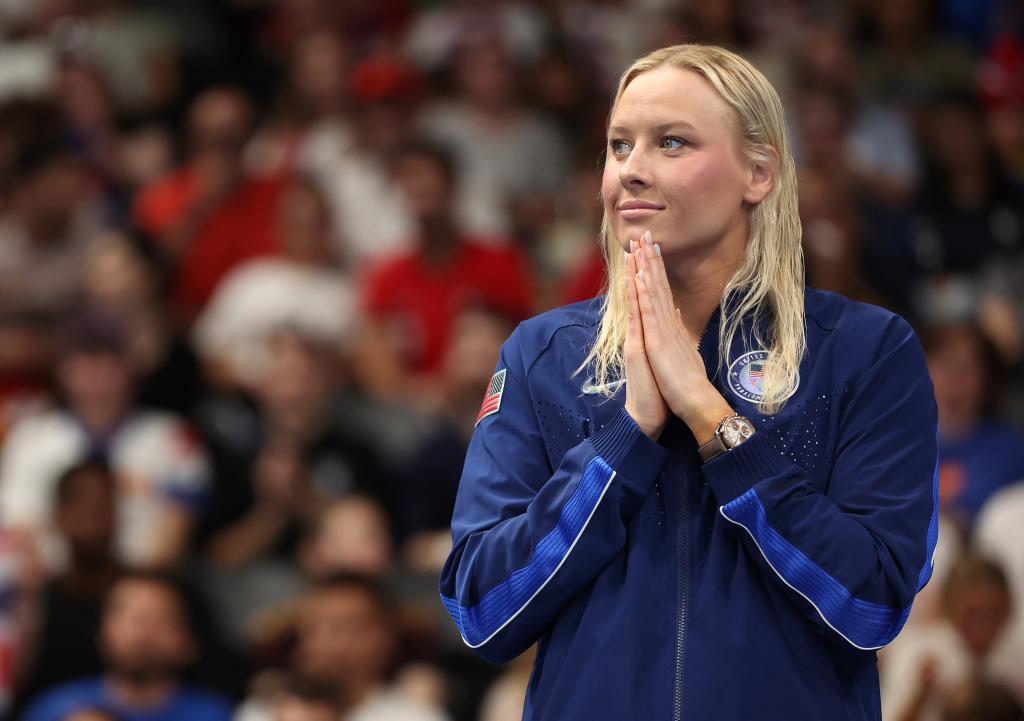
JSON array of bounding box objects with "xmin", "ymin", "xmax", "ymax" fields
[{"xmin": 698, "ymin": 414, "xmax": 756, "ymax": 463}]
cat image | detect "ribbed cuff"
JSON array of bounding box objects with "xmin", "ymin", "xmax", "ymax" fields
[
  {"xmin": 590, "ymin": 408, "xmax": 670, "ymax": 489},
  {"xmin": 703, "ymin": 432, "xmax": 794, "ymax": 505}
]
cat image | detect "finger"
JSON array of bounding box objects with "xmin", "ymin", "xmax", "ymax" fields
[
  {"xmin": 641, "ymin": 230, "xmax": 676, "ymax": 320},
  {"xmin": 624, "ymin": 245, "xmax": 641, "ymax": 338},
  {"xmin": 634, "ymin": 267, "xmax": 661, "ymax": 347}
]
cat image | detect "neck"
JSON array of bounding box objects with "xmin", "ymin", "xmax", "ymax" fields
[
  {"xmin": 662, "ymin": 227, "xmax": 747, "ymax": 341},
  {"xmin": 420, "ymin": 217, "xmax": 459, "ymax": 263},
  {"xmin": 105, "ymin": 673, "xmax": 177, "ymax": 708},
  {"xmin": 75, "ymin": 405, "xmax": 125, "ymax": 438},
  {"xmin": 66, "ymin": 556, "xmax": 119, "ymax": 597}
]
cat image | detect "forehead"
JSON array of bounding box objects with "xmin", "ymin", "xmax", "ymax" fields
[
  {"xmin": 107, "ymin": 579, "xmax": 184, "ymax": 617},
  {"xmin": 609, "ymin": 64, "xmax": 737, "ymax": 134}
]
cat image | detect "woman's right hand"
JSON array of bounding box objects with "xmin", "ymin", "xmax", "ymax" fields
[{"xmin": 624, "ymin": 240, "xmax": 669, "ymax": 440}]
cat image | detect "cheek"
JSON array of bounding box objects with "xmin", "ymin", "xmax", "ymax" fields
[
  {"xmin": 662, "ymin": 151, "xmax": 743, "ymax": 209},
  {"xmin": 600, "ymin": 162, "xmax": 618, "ymax": 209}
]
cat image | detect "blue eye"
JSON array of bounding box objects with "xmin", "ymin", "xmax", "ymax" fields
[
  {"xmin": 609, "ymin": 139, "xmax": 631, "ymax": 156},
  {"xmin": 661, "ymin": 136, "xmax": 688, "ymax": 150}
]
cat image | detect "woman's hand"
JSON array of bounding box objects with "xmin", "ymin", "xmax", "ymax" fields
[
  {"xmin": 624, "ymin": 239, "xmax": 669, "ymax": 440},
  {"xmin": 633, "ymin": 230, "xmax": 734, "ymax": 445}
]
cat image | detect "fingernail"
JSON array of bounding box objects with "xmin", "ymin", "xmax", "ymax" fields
[
  {"xmin": 644, "ymin": 230, "xmax": 652, "ymax": 244},
  {"xmin": 637, "ymin": 269, "xmax": 645, "ymax": 281},
  {"xmin": 630, "ymin": 239, "xmax": 637, "ymax": 252},
  {"xmin": 655, "ymin": 243, "xmax": 662, "ymax": 257}
]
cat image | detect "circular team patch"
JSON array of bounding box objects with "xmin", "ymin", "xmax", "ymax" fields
[{"xmin": 727, "ymin": 350, "xmax": 799, "ymax": 403}]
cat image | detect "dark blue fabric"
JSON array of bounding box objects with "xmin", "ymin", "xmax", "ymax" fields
[
  {"xmin": 720, "ymin": 488, "xmax": 916, "ymax": 649},
  {"xmin": 442, "ymin": 455, "xmax": 614, "ymax": 646}
]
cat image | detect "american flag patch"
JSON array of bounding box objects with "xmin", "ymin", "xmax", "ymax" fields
[
  {"xmin": 748, "ymin": 360, "xmax": 765, "ymax": 392},
  {"xmin": 475, "ymin": 369, "xmax": 507, "ymax": 426}
]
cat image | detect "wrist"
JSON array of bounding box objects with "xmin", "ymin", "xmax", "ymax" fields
[
  {"xmin": 678, "ymin": 389, "xmax": 734, "ymax": 445},
  {"xmin": 623, "ymin": 401, "xmax": 665, "ymax": 441}
]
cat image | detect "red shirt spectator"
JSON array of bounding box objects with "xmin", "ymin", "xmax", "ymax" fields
[
  {"xmin": 132, "ymin": 87, "xmax": 283, "ymax": 319},
  {"xmin": 363, "ymin": 238, "xmax": 532, "ymax": 373},
  {"xmin": 134, "ymin": 167, "xmax": 282, "ymax": 316}
]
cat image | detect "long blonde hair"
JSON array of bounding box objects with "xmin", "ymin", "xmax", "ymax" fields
[{"xmin": 581, "ymin": 44, "xmax": 805, "ymax": 415}]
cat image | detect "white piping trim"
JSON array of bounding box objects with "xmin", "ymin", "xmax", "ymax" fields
[
  {"xmin": 719, "ymin": 505, "xmax": 888, "ymax": 652},
  {"xmin": 461, "ymin": 469, "xmax": 618, "ymax": 649}
]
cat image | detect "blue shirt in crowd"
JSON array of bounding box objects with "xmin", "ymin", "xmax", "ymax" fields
[{"xmin": 21, "ymin": 677, "xmax": 233, "ymax": 721}]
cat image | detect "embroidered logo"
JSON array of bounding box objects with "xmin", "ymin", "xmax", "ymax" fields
[
  {"xmin": 727, "ymin": 350, "xmax": 798, "ymax": 402},
  {"xmin": 475, "ymin": 369, "xmax": 507, "ymax": 425}
]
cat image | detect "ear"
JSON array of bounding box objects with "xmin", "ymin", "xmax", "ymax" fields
[{"xmin": 743, "ymin": 146, "xmax": 778, "ymax": 205}]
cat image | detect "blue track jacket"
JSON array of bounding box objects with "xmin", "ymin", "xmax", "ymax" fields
[{"xmin": 440, "ymin": 288, "xmax": 938, "ymax": 721}]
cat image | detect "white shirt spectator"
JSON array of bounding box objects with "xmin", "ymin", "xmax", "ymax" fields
[
  {"xmin": 193, "ymin": 257, "xmax": 354, "ymax": 385},
  {"xmin": 296, "ymin": 119, "xmax": 507, "ymax": 262},
  {"xmin": 297, "ymin": 121, "xmax": 415, "ymax": 265},
  {"xmin": 417, "ymin": 100, "xmax": 569, "ymax": 204},
  {"xmin": 0, "ymin": 408, "xmax": 209, "ymax": 569},
  {"xmin": 879, "ymin": 619, "xmax": 1024, "ymax": 721},
  {"xmin": 975, "ymin": 480, "xmax": 1024, "ymax": 698},
  {"xmin": 234, "ymin": 686, "xmax": 450, "ymax": 721},
  {"xmin": 976, "ymin": 482, "xmax": 1024, "ymax": 622}
]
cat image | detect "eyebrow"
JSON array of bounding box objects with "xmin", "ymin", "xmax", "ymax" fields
[{"xmin": 608, "ymin": 121, "xmax": 696, "ymax": 136}]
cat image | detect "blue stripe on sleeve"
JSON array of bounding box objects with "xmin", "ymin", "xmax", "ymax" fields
[
  {"xmin": 441, "ymin": 455, "xmax": 616, "ymax": 648},
  {"xmin": 916, "ymin": 458, "xmax": 940, "ymax": 592},
  {"xmin": 719, "ymin": 480, "xmax": 937, "ymax": 650}
]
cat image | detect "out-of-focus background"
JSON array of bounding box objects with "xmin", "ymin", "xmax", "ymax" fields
[{"xmin": 0, "ymin": 0, "xmax": 1023, "ymax": 720}]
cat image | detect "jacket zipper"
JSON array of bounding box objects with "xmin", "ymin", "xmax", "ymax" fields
[
  {"xmin": 672, "ymin": 468, "xmax": 689, "ymax": 721},
  {"xmin": 673, "ymin": 314, "xmax": 715, "ymax": 721}
]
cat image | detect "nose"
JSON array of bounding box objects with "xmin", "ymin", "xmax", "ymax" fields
[{"xmin": 618, "ymin": 144, "xmax": 651, "ymax": 189}]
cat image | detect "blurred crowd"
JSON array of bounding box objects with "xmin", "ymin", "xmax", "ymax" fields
[{"xmin": 0, "ymin": 0, "xmax": 1023, "ymax": 720}]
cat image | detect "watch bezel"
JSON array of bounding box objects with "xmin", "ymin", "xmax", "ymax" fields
[{"xmin": 718, "ymin": 415, "xmax": 756, "ymax": 449}]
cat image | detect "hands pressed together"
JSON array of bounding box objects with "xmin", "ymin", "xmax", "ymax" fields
[{"xmin": 623, "ymin": 230, "xmax": 735, "ymax": 444}]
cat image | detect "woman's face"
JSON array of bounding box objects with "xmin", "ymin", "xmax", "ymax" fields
[{"xmin": 602, "ymin": 65, "xmax": 759, "ymax": 258}]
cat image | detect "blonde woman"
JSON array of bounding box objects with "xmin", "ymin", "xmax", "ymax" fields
[{"xmin": 440, "ymin": 44, "xmax": 938, "ymax": 720}]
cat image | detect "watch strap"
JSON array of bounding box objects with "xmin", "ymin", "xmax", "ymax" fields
[{"xmin": 698, "ymin": 430, "xmax": 728, "ymax": 463}]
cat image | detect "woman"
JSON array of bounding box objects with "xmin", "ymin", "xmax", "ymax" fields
[{"xmin": 440, "ymin": 45, "xmax": 938, "ymax": 720}]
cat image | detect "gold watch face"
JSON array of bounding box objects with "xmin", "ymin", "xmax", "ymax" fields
[{"xmin": 721, "ymin": 416, "xmax": 755, "ymax": 449}]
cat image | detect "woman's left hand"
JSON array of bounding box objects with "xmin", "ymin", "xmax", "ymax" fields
[{"xmin": 633, "ymin": 230, "xmax": 734, "ymax": 445}]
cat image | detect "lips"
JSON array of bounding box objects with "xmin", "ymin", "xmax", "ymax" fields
[
  {"xmin": 618, "ymin": 200, "xmax": 664, "ymax": 211},
  {"xmin": 618, "ymin": 200, "xmax": 664, "ymax": 219}
]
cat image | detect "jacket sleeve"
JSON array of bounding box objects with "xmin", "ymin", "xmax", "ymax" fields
[
  {"xmin": 439, "ymin": 325, "xmax": 670, "ymax": 663},
  {"xmin": 702, "ymin": 316, "xmax": 939, "ymax": 651}
]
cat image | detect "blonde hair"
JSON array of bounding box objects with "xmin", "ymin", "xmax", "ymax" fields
[{"xmin": 582, "ymin": 44, "xmax": 805, "ymax": 415}]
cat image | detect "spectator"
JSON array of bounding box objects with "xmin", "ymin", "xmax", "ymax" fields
[
  {"xmin": 297, "ymin": 49, "xmax": 424, "ymax": 265},
  {"xmin": 14, "ymin": 460, "xmax": 121, "ymax": 712},
  {"xmin": 358, "ymin": 141, "xmax": 532, "ymax": 390},
  {"xmin": 923, "ymin": 323, "xmax": 1024, "ymax": 529},
  {"xmin": 880, "ymin": 555, "xmax": 1024, "ymax": 721},
  {"xmin": 0, "ymin": 310, "xmax": 210, "ymax": 571},
  {"xmin": 193, "ymin": 178, "xmax": 355, "ymax": 391},
  {"xmin": 247, "ymin": 29, "xmax": 352, "ymax": 179},
  {"xmin": 236, "ymin": 574, "xmax": 449, "ymax": 721},
  {"xmin": 300, "ymin": 495, "xmax": 394, "ymax": 582},
  {"xmin": 196, "ymin": 329, "xmax": 388, "ymax": 644},
  {"xmin": 268, "ymin": 673, "xmax": 343, "ymax": 721},
  {"xmin": 942, "ymin": 677, "xmax": 1024, "ymax": 721},
  {"xmin": 80, "ymin": 227, "xmax": 206, "ymax": 416},
  {"xmin": 910, "ymin": 93, "xmax": 1024, "ymax": 290},
  {"xmin": 20, "ymin": 571, "xmax": 233, "ymax": 721},
  {"xmin": 392, "ymin": 305, "xmax": 514, "ymax": 570},
  {"xmin": 132, "ymin": 86, "xmax": 284, "ymax": 320},
  {"xmin": 0, "ymin": 135, "xmax": 103, "ymax": 384},
  {"xmin": 854, "ymin": 0, "xmax": 975, "ymax": 108},
  {"xmin": 416, "ymin": 33, "xmax": 570, "ymax": 238}
]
